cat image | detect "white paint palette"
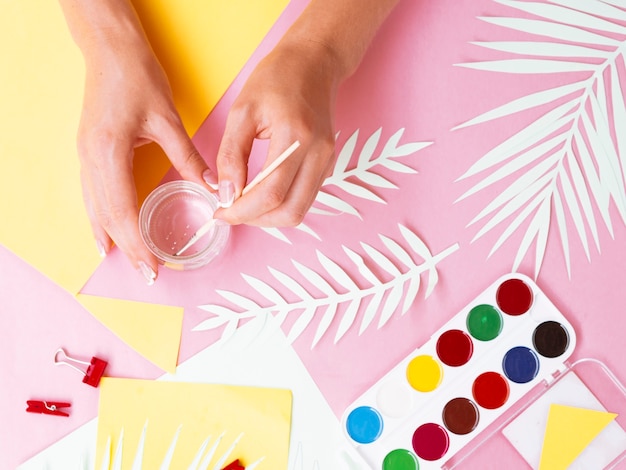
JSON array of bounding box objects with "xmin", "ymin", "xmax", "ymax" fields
[{"xmin": 342, "ymin": 274, "xmax": 577, "ymax": 469}]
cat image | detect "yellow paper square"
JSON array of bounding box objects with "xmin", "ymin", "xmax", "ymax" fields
[{"xmin": 96, "ymin": 378, "xmax": 293, "ymax": 469}]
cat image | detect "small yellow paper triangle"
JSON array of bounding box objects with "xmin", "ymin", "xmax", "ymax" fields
[
  {"xmin": 539, "ymin": 404, "xmax": 617, "ymax": 470},
  {"xmin": 76, "ymin": 294, "xmax": 183, "ymax": 373}
]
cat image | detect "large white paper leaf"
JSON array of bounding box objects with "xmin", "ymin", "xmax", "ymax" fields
[
  {"xmin": 565, "ymin": 150, "xmax": 599, "ymax": 251},
  {"xmin": 455, "ymin": 0, "xmax": 626, "ymax": 277},
  {"xmin": 479, "ymin": 16, "xmax": 619, "ymax": 46},
  {"xmin": 195, "ymin": 227, "xmax": 459, "ymax": 346},
  {"xmin": 457, "ymin": 100, "xmax": 577, "ymax": 179},
  {"xmin": 471, "ymin": 168, "xmax": 557, "ymax": 242},
  {"xmin": 548, "ymin": 0, "xmax": 626, "ymax": 21},
  {"xmin": 552, "ymin": 190, "xmax": 572, "ymax": 277},
  {"xmin": 470, "ymin": 41, "xmax": 611, "ymax": 59},
  {"xmin": 458, "ymin": 58, "xmax": 599, "ymax": 74},
  {"xmin": 488, "ymin": 187, "xmax": 550, "ymax": 256},
  {"xmin": 558, "ymin": 167, "xmax": 590, "ymax": 260},
  {"xmin": 468, "ymin": 150, "xmax": 561, "ymax": 226},
  {"xmin": 453, "ymin": 81, "xmax": 585, "ymax": 130},
  {"xmin": 496, "ymin": 0, "xmax": 626, "ymax": 34},
  {"xmin": 459, "ymin": 134, "xmax": 566, "ymax": 203},
  {"xmin": 573, "ymin": 128, "xmax": 614, "ymax": 236}
]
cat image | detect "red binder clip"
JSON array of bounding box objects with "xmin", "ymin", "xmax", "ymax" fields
[
  {"xmin": 54, "ymin": 348, "xmax": 108, "ymax": 387},
  {"xmin": 222, "ymin": 460, "xmax": 245, "ymax": 470},
  {"xmin": 26, "ymin": 400, "xmax": 71, "ymax": 417}
]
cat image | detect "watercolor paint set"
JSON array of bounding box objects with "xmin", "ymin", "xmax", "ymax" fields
[{"xmin": 342, "ymin": 274, "xmax": 626, "ymax": 469}]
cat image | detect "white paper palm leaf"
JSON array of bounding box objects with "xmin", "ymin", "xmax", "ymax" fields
[
  {"xmin": 195, "ymin": 225, "xmax": 459, "ymax": 347},
  {"xmin": 453, "ymin": 0, "xmax": 626, "ymax": 277},
  {"xmin": 261, "ymin": 128, "xmax": 432, "ymax": 242}
]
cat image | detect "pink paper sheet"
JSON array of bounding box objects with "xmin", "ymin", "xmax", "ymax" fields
[{"xmin": 4, "ymin": 0, "xmax": 626, "ymax": 468}]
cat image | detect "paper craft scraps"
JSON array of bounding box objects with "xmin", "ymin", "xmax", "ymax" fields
[
  {"xmin": 96, "ymin": 378, "xmax": 292, "ymax": 469},
  {"xmin": 539, "ymin": 404, "xmax": 617, "ymax": 470}
]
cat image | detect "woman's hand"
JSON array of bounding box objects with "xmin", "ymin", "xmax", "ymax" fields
[
  {"xmin": 214, "ymin": 39, "xmax": 339, "ymax": 227},
  {"xmin": 60, "ymin": 0, "xmax": 211, "ymax": 283},
  {"xmin": 214, "ymin": 0, "xmax": 401, "ymax": 227}
]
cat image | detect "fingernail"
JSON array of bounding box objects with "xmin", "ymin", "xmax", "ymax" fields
[
  {"xmin": 138, "ymin": 261, "xmax": 156, "ymax": 286},
  {"xmin": 219, "ymin": 180, "xmax": 235, "ymax": 208},
  {"xmin": 202, "ymin": 169, "xmax": 218, "ymax": 190},
  {"xmin": 96, "ymin": 240, "xmax": 107, "ymax": 258}
]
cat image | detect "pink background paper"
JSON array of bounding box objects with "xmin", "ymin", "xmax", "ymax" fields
[{"xmin": 3, "ymin": 0, "xmax": 626, "ymax": 468}]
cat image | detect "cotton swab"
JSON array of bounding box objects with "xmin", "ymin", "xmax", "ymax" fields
[{"xmin": 174, "ymin": 140, "xmax": 301, "ymax": 256}]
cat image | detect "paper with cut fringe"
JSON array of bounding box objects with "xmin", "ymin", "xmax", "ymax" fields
[
  {"xmin": 195, "ymin": 224, "xmax": 459, "ymax": 347},
  {"xmin": 95, "ymin": 378, "xmax": 292, "ymax": 469},
  {"xmin": 453, "ymin": 0, "xmax": 626, "ymax": 278}
]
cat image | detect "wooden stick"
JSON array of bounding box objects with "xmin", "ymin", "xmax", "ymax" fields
[
  {"xmin": 242, "ymin": 140, "xmax": 301, "ymax": 195},
  {"xmin": 175, "ymin": 140, "xmax": 301, "ymax": 256}
]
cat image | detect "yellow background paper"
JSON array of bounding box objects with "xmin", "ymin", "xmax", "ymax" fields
[
  {"xmin": 96, "ymin": 378, "xmax": 292, "ymax": 469},
  {"xmin": 0, "ymin": 0, "xmax": 288, "ymax": 368},
  {"xmin": 539, "ymin": 404, "xmax": 618, "ymax": 470},
  {"xmin": 76, "ymin": 294, "xmax": 183, "ymax": 373}
]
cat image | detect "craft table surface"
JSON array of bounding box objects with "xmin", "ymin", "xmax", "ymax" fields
[{"xmin": 3, "ymin": 0, "xmax": 626, "ymax": 469}]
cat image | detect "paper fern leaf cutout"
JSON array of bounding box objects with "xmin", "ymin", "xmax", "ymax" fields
[
  {"xmin": 195, "ymin": 225, "xmax": 459, "ymax": 347},
  {"xmin": 454, "ymin": 0, "xmax": 626, "ymax": 278},
  {"xmin": 261, "ymin": 128, "xmax": 432, "ymax": 242}
]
